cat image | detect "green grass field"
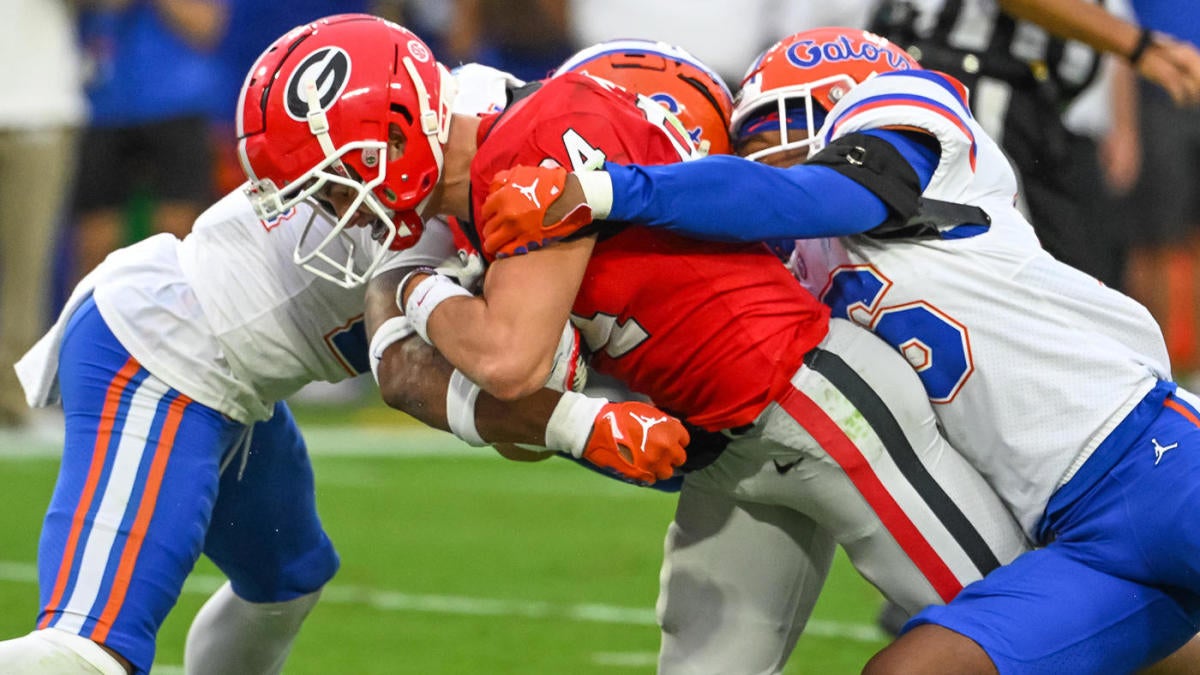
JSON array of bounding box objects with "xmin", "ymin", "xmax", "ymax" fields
[{"xmin": 0, "ymin": 397, "xmax": 888, "ymax": 673}]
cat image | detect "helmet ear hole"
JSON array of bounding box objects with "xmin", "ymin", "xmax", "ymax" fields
[
  {"xmin": 386, "ymin": 123, "xmax": 408, "ymax": 163},
  {"xmin": 390, "ymin": 103, "xmax": 414, "ymax": 124}
]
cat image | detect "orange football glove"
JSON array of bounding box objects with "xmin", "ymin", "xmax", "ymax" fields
[
  {"xmin": 480, "ymin": 165, "xmax": 594, "ymax": 260},
  {"xmin": 582, "ymin": 401, "xmax": 690, "ymax": 485}
]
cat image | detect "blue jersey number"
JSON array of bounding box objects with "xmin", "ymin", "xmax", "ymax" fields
[
  {"xmin": 824, "ymin": 266, "xmax": 973, "ymax": 402},
  {"xmin": 326, "ymin": 316, "xmax": 370, "ymax": 376}
]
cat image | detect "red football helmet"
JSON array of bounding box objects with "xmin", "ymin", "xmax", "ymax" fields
[
  {"xmin": 236, "ymin": 14, "xmax": 456, "ymax": 287},
  {"xmin": 732, "ymin": 27, "xmax": 919, "ymax": 162},
  {"xmin": 554, "ymin": 39, "xmax": 734, "ymax": 156}
]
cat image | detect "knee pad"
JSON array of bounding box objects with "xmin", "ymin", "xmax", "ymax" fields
[{"xmin": 223, "ymin": 534, "xmax": 340, "ymax": 603}]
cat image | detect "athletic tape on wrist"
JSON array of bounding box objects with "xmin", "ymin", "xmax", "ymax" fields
[
  {"xmin": 396, "ymin": 266, "xmax": 437, "ymax": 315},
  {"xmin": 446, "ymin": 369, "xmax": 487, "ymax": 446},
  {"xmin": 575, "ymin": 171, "xmax": 613, "ymax": 220},
  {"xmin": 368, "ymin": 315, "xmax": 415, "ymax": 383},
  {"xmin": 544, "ymin": 391, "xmax": 609, "ymax": 458},
  {"xmin": 401, "ymin": 272, "xmax": 473, "ymax": 344}
]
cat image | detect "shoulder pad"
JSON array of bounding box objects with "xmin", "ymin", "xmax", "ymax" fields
[{"xmin": 809, "ymin": 133, "xmax": 989, "ymax": 238}]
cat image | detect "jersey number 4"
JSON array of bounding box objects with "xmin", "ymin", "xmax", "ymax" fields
[
  {"xmin": 823, "ymin": 265, "xmax": 973, "ymax": 403},
  {"xmin": 560, "ymin": 94, "xmax": 696, "ymax": 171}
]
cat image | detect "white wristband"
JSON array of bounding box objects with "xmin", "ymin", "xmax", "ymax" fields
[
  {"xmin": 368, "ymin": 315, "xmax": 415, "ymax": 383},
  {"xmin": 544, "ymin": 391, "xmax": 608, "ymax": 458},
  {"xmin": 446, "ymin": 369, "xmax": 486, "ymax": 446},
  {"xmin": 401, "ymin": 272, "xmax": 473, "ymax": 345},
  {"xmin": 574, "ymin": 170, "xmax": 613, "ymax": 220}
]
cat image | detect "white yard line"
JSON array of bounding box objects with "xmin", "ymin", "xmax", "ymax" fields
[
  {"xmin": 0, "ymin": 425, "xmax": 481, "ymax": 460},
  {"xmin": 592, "ymin": 651, "xmax": 660, "ymax": 667},
  {"xmin": 0, "ymin": 422, "xmax": 888, "ymax": 658},
  {"xmin": 0, "ymin": 561, "xmax": 884, "ymax": 643}
]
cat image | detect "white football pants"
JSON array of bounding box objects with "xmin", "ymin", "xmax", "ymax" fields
[{"xmin": 657, "ymin": 318, "xmax": 1030, "ymax": 674}]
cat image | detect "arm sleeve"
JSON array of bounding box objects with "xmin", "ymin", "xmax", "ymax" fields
[{"xmin": 605, "ymin": 129, "xmax": 939, "ymax": 241}]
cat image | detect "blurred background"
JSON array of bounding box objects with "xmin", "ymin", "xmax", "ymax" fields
[
  {"xmin": 3, "ymin": 0, "xmax": 1199, "ymax": 671},
  {"xmin": 6, "ymin": 0, "xmax": 1199, "ymax": 430}
]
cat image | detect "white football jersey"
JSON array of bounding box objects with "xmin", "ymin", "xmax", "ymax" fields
[
  {"xmin": 792, "ymin": 71, "xmax": 1171, "ymax": 537},
  {"xmin": 174, "ymin": 192, "xmax": 453, "ymax": 418},
  {"xmin": 17, "ymin": 65, "xmax": 521, "ymax": 424},
  {"xmin": 19, "ymin": 194, "xmax": 455, "ymax": 425},
  {"xmin": 87, "ymin": 192, "xmax": 452, "ymax": 423}
]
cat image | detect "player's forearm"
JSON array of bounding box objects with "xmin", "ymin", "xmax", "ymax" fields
[
  {"xmin": 403, "ymin": 239, "xmax": 592, "ymax": 401},
  {"xmin": 374, "ymin": 334, "xmax": 452, "ymax": 425},
  {"xmin": 422, "ymin": 294, "xmax": 557, "ymax": 401},
  {"xmin": 372, "ymin": 328, "xmax": 684, "ymax": 477},
  {"xmin": 367, "ymin": 238, "xmax": 684, "ymax": 479},
  {"xmin": 475, "ymin": 388, "xmax": 562, "ymax": 446},
  {"xmin": 373, "ymin": 335, "xmax": 558, "ymax": 446},
  {"xmin": 368, "ymin": 275, "xmax": 573, "ymax": 446},
  {"xmin": 601, "ymin": 156, "xmax": 886, "ymax": 240}
]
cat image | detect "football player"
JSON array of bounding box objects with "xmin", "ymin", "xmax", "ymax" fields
[
  {"xmin": 551, "ymin": 38, "xmax": 734, "ymax": 158},
  {"xmin": 0, "ymin": 60, "xmax": 686, "ymax": 675},
  {"xmin": 238, "ymin": 17, "xmax": 1030, "ymax": 673},
  {"xmin": 480, "ymin": 26, "xmax": 1200, "ymax": 673}
]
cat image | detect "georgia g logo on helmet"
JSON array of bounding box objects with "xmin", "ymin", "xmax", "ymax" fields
[{"xmin": 284, "ymin": 47, "xmax": 352, "ymax": 121}]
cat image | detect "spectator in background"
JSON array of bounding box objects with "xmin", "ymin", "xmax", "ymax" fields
[
  {"xmin": 401, "ymin": 0, "xmax": 455, "ymax": 56},
  {"xmin": 1120, "ymin": 1, "xmax": 1200, "ymax": 381},
  {"xmin": 71, "ymin": 0, "xmax": 228, "ymax": 285},
  {"xmin": 442, "ymin": 0, "xmax": 573, "ymax": 81},
  {"xmin": 567, "ymin": 0, "xmax": 876, "ymax": 86},
  {"xmin": 869, "ymin": 0, "xmax": 1200, "ymax": 290},
  {"xmin": 0, "ymin": 0, "xmax": 87, "ymax": 429},
  {"xmin": 1056, "ymin": 0, "xmax": 1141, "ymax": 291}
]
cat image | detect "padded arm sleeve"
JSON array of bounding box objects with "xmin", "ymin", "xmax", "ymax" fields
[{"xmin": 604, "ymin": 129, "xmax": 938, "ymax": 241}]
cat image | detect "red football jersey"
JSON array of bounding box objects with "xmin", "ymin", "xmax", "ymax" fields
[{"xmin": 471, "ymin": 74, "xmax": 829, "ymax": 430}]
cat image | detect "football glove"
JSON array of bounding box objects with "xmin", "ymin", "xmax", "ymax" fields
[
  {"xmin": 479, "ymin": 165, "xmax": 594, "ymax": 260},
  {"xmin": 545, "ymin": 392, "xmax": 689, "ymax": 485},
  {"xmin": 585, "ymin": 400, "xmax": 689, "ymax": 484}
]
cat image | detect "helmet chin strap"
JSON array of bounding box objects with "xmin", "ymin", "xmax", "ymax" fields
[
  {"xmin": 402, "ymin": 57, "xmax": 459, "ymax": 221},
  {"xmin": 303, "ymin": 80, "xmax": 411, "ymax": 238},
  {"xmin": 402, "ymin": 56, "xmax": 453, "ymax": 181},
  {"xmin": 304, "ymin": 80, "xmax": 340, "ymax": 159},
  {"xmin": 296, "ymin": 58, "xmax": 457, "ymax": 247}
]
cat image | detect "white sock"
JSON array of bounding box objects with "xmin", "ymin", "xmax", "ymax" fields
[
  {"xmin": 184, "ymin": 581, "xmax": 322, "ymax": 675},
  {"xmin": 0, "ymin": 628, "xmax": 127, "ymax": 674}
]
